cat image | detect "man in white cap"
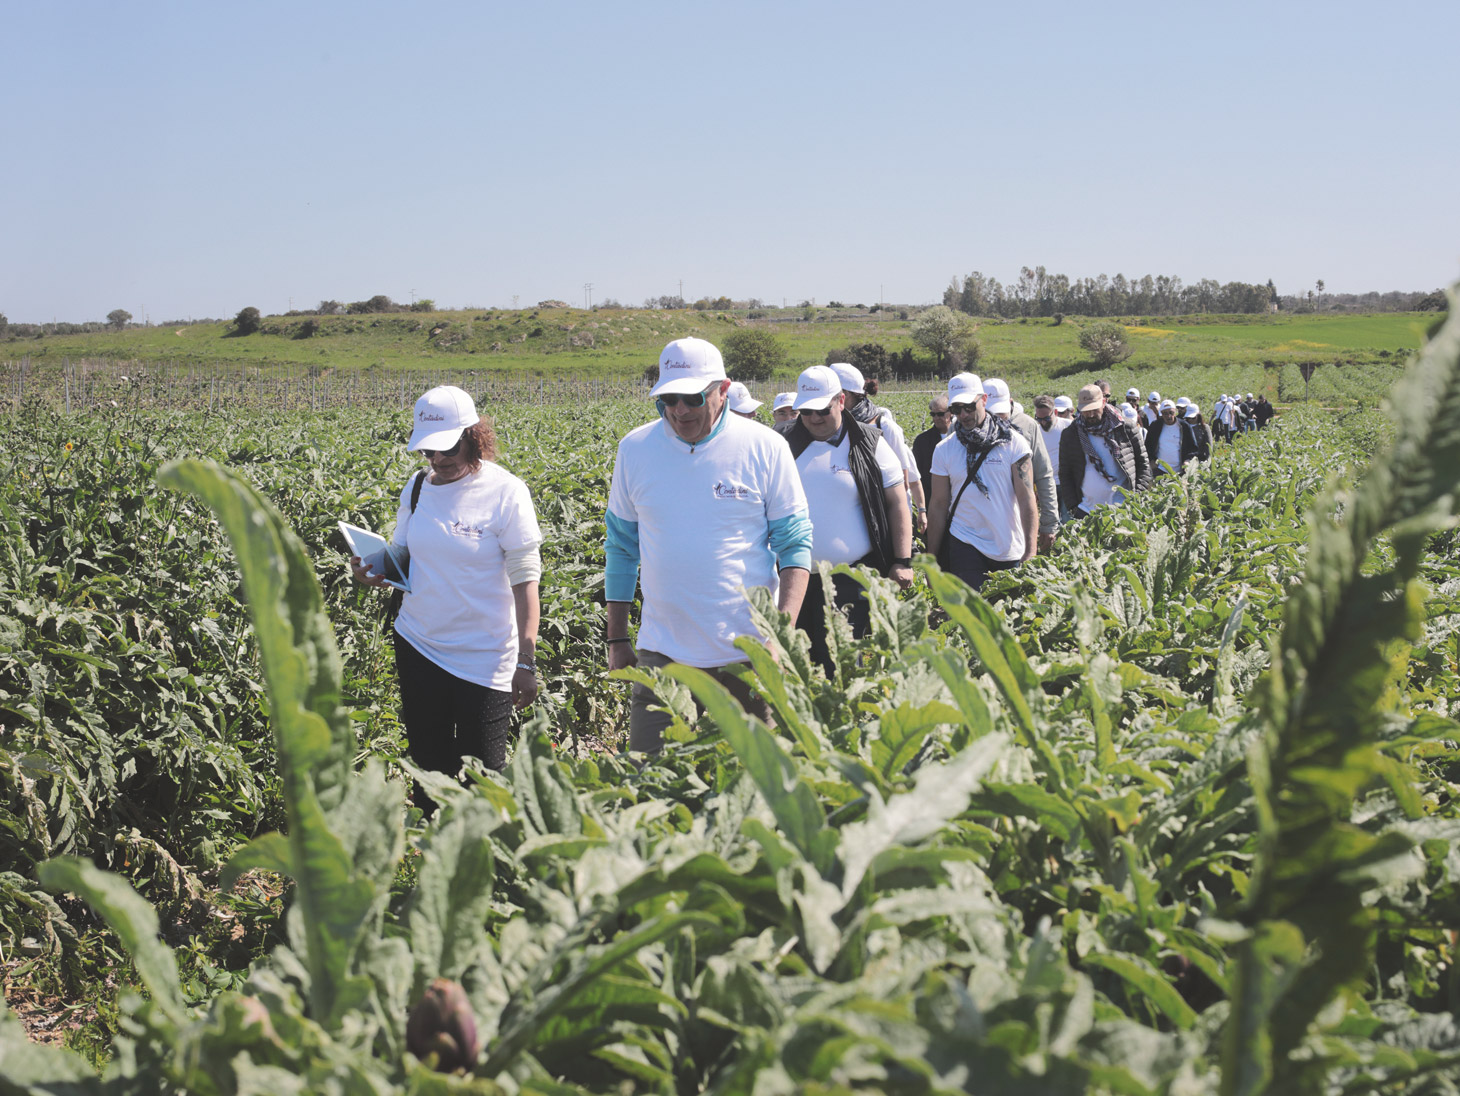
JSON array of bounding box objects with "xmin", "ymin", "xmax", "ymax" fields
[
  {"xmin": 828, "ymin": 362, "xmax": 927, "ymax": 533},
  {"xmin": 926, "ymin": 373, "xmax": 1038, "ymax": 589},
  {"xmin": 726, "ymin": 381, "xmax": 763, "ymax": 420},
  {"xmin": 1143, "ymin": 390, "xmax": 1162, "ymax": 427},
  {"xmin": 604, "ymin": 338, "xmax": 813, "ymax": 751},
  {"xmin": 1211, "ymin": 395, "xmax": 1233, "ymax": 443},
  {"xmin": 1058, "ymin": 383, "xmax": 1152, "ymax": 517},
  {"xmin": 1145, "ymin": 398, "xmax": 1205, "ymax": 475},
  {"xmin": 772, "ymin": 392, "xmax": 798, "ymax": 425},
  {"xmin": 1185, "ymin": 402, "xmax": 1214, "ymax": 454},
  {"xmin": 1053, "ymin": 395, "xmax": 1075, "ymax": 420},
  {"xmin": 780, "ymin": 365, "xmax": 913, "ymax": 674},
  {"xmin": 984, "ymin": 377, "xmax": 1058, "ymax": 553},
  {"xmin": 1125, "ymin": 387, "xmax": 1143, "ymax": 415}
]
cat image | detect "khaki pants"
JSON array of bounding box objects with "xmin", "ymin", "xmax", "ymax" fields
[{"xmin": 629, "ymin": 649, "xmax": 773, "ymax": 753}]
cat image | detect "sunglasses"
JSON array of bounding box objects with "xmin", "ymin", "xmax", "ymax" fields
[
  {"xmin": 658, "ymin": 385, "xmax": 717, "ymax": 408},
  {"xmin": 801, "ymin": 406, "xmax": 834, "ymax": 418},
  {"xmin": 949, "ymin": 402, "xmax": 976, "ymax": 415},
  {"xmin": 421, "ymin": 438, "xmax": 463, "ymax": 458}
]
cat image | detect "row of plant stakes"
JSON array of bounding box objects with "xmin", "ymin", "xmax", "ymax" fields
[{"xmin": 0, "ymin": 297, "xmax": 1457, "ymax": 1093}]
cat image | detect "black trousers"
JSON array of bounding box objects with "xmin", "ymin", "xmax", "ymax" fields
[
  {"xmin": 393, "ymin": 632, "xmax": 513, "ymax": 810},
  {"xmin": 796, "ymin": 569, "xmax": 873, "ymax": 677},
  {"xmin": 947, "ymin": 536, "xmax": 1020, "ymax": 591}
]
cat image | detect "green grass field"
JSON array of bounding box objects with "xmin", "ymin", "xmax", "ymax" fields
[{"xmin": 1, "ymin": 306, "xmax": 1433, "ymax": 384}]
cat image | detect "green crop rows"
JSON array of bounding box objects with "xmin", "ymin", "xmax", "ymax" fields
[{"xmin": 1, "ymin": 303, "xmax": 1459, "ymax": 1094}]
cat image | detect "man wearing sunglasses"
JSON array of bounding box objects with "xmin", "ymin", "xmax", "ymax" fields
[{"xmin": 604, "ymin": 337, "xmax": 812, "ymax": 752}]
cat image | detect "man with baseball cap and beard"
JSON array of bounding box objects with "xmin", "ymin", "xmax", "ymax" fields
[
  {"xmin": 604, "ymin": 338, "xmax": 813, "ymax": 752},
  {"xmin": 926, "ymin": 373, "xmax": 1038, "ymax": 590},
  {"xmin": 780, "ymin": 365, "xmax": 913, "ymax": 674},
  {"xmin": 1059, "ymin": 383, "xmax": 1152, "ymax": 517}
]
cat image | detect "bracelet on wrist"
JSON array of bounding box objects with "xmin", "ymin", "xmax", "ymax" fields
[
  {"xmin": 892, "ymin": 556, "xmax": 913, "ymax": 567},
  {"xmin": 516, "ymin": 661, "xmax": 536, "ymax": 673},
  {"xmin": 607, "ymin": 637, "xmax": 632, "ymax": 645}
]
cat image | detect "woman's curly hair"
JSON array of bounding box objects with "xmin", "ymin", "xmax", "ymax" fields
[{"xmin": 458, "ymin": 418, "xmax": 498, "ymax": 472}]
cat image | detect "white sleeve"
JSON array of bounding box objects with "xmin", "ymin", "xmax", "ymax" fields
[
  {"xmin": 879, "ymin": 416, "xmax": 918, "ymax": 480},
  {"xmin": 873, "ymin": 437, "xmax": 903, "ymax": 489}
]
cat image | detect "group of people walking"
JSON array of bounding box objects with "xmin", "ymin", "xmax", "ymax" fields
[{"xmin": 351, "ymin": 336, "xmax": 1279, "ymax": 791}]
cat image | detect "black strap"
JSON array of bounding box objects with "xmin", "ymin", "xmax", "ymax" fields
[
  {"xmin": 383, "ymin": 471, "xmax": 427, "ymax": 633},
  {"xmin": 947, "ymin": 446, "xmax": 993, "ymax": 526}
]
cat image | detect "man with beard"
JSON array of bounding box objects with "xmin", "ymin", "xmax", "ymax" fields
[
  {"xmin": 781, "ymin": 365, "xmax": 913, "ymax": 674},
  {"xmin": 912, "ymin": 394, "xmax": 953, "ymax": 491},
  {"xmin": 984, "ymin": 377, "xmax": 1058, "ymax": 553},
  {"xmin": 1145, "ymin": 398, "xmax": 1207, "ymax": 475},
  {"xmin": 925, "ymin": 373, "xmax": 1038, "ymax": 590},
  {"xmin": 1059, "ymin": 383, "xmax": 1152, "ymax": 517}
]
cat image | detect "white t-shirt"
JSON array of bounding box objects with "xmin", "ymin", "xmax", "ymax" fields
[
  {"xmin": 932, "ymin": 428, "xmax": 1033, "ymax": 561},
  {"xmin": 1041, "ymin": 418, "xmax": 1070, "ymax": 485},
  {"xmin": 873, "ymin": 409, "xmax": 918, "ymax": 483},
  {"xmin": 1156, "ymin": 422, "xmax": 1183, "ymax": 471},
  {"xmin": 1079, "ymin": 434, "xmax": 1130, "ymax": 510},
  {"xmin": 1143, "ymin": 405, "xmax": 1160, "ymax": 427},
  {"xmin": 607, "ymin": 412, "xmax": 808, "ymax": 667},
  {"xmin": 795, "ymin": 429, "xmax": 903, "ymax": 565},
  {"xmin": 391, "ymin": 464, "xmax": 543, "ymax": 691}
]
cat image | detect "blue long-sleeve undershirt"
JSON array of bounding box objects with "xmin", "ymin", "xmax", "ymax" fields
[{"xmin": 602, "ymin": 507, "xmax": 813, "ymax": 602}]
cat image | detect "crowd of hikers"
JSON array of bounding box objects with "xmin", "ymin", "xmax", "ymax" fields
[{"xmin": 354, "ymin": 335, "xmax": 1281, "ymax": 783}]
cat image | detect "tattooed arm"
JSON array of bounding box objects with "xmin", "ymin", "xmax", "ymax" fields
[{"xmin": 1012, "ymin": 454, "xmax": 1038, "ymax": 563}]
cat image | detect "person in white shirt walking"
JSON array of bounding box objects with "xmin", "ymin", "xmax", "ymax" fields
[
  {"xmin": 604, "ymin": 338, "xmax": 813, "ymax": 752},
  {"xmin": 926, "ymin": 373, "xmax": 1038, "ymax": 590},
  {"xmin": 779, "ymin": 365, "xmax": 913, "ymax": 674}
]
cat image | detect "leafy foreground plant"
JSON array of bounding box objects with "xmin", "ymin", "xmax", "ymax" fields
[{"xmin": 2, "ymin": 292, "xmax": 1459, "ymax": 1094}]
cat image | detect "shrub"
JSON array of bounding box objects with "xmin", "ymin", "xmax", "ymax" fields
[
  {"xmin": 825, "ymin": 342, "xmax": 890, "ymax": 379},
  {"xmin": 1078, "ymin": 321, "xmax": 1132, "ymax": 366},
  {"xmin": 721, "ymin": 328, "xmax": 788, "ymax": 381},
  {"xmin": 348, "ymin": 295, "xmax": 397, "ymax": 315},
  {"xmin": 317, "ymin": 300, "xmax": 345, "ymax": 315},
  {"xmin": 233, "ymin": 307, "xmax": 262, "ymax": 336},
  {"xmin": 409, "ymin": 299, "xmax": 435, "ymax": 312},
  {"xmin": 106, "ymin": 309, "xmax": 132, "ymax": 331}
]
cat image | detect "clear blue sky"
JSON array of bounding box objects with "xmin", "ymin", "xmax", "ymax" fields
[{"xmin": 6, "ymin": 0, "xmax": 1457, "ymax": 323}]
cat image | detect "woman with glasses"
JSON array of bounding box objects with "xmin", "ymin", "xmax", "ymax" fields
[{"xmin": 351, "ymin": 385, "xmax": 542, "ymax": 809}]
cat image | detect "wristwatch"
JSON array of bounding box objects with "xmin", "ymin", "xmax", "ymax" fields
[{"xmin": 892, "ymin": 556, "xmax": 913, "ymax": 567}]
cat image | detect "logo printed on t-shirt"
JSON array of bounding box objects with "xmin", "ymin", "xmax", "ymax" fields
[
  {"xmin": 712, "ymin": 481, "xmax": 752, "ymax": 501},
  {"xmin": 830, "ymin": 461, "xmax": 853, "ymax": 476},
  {"xmin": 448, "ymin": 519, "xmax": 487, "ymax": 539}
]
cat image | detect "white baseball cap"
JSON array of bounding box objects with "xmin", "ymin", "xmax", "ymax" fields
[
  {"xmin": 1247, "ymin": 393, "xmax": 1254, "ymax": 399},
  {"xmin": 1126, "ymin": 387, "xmax": 1141, "ymax": 399},
  {"xmin": 1147, "ymin": 390, "xmax": 1161, "ymax": 403},
  {"xmin": 1121, "ymin": 404, "xmax": 1140, "ymax": 422},
  {"xmin": 1185, "ymin": 402, "xmax": 1200, "ymax": 418},
  {"xmin": 793, "ymin": 365, "xmax": 842, "ymax": 411},
  {"xmin": 727, "ymin": 382, "xmax": 762, "ymax": 413},
  {"xmin": 983, "ymin": 378, "xmax": 1013, "ymax": 415},
  {"xmin": 1159, "ymin": 399, "xmax": 1176, "ymax": 412},
  {"xmin": 408, "ymin": 385, "xmax": 480, "ymax": 452},
  {"xmin": 1175, "ymin": 396, "xmax": 1190, "ymax": 409},
  {"xmin": 1053, "ymin": 395, "xmax": 1074, "ymax": 411},
  {"xmin": 947, "ymin": 372, "xmax": 984, "ymax": 406},
  {"xmin": 773, "ymin": 391, "xmax": 796, "ymax": 411},
  {"xmin": 651, "ymin": 337, "xmax": 726, "ymax": 397},
  {"xmin": 829, "ymin": 362, "xmax": 865, "ymax": 394}
]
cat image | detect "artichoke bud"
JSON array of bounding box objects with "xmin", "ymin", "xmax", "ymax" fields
[{"xmin": 407, "ymin": 978, "xmax": 479, "ymax": 1072}]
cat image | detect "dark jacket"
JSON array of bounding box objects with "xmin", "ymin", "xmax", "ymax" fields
[
  {"xmin": 1145, "ymin": 417, "xmax": 1207, "ymax": 473},
  {"xmin": 781, "ymin": 416, "xmax": 894, "ymax": 574},
  {"xmin": 1058, "ymin": 410, "xmax": 1152, "ymax": 513},
  {"xmin": 1254, "ymin": 398, "xmax": 1275, "ymax": 427},
  {"xmin": 912, "ymin": 426, "xmax": 944, "ymax": 488}
]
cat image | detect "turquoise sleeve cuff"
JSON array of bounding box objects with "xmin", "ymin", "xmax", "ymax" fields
[
  {"xmin": 604, "ymin": 511, "xmax": 641, "ymax": 602},
  {"xmin": 768, "ymin": 510, "xmax": 813, "ymax": 572}
]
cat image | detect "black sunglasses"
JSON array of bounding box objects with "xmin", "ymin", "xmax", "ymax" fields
[
  {"xmin": 801, "ymin": 406, "xmax": 834, "ymax": 418},
  {"xmin": 949, "ymin": 402, "xmax": 976, "ymax": 415},
  {"xmin": 658, "ymin": 384, "xmax": 718, "ymax": 409},
  {"xmin": 421, "ymin": 438, "xmax": 463, "ymax": 458}
]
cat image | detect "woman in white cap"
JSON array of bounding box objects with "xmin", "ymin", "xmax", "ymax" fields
[
  {"xmin": 772, "ymin": 392, "xmax": 799, "ymax": 425},
  {"xmin": 351, "ymin": 385, "xmax": 543, "ymax": 807}
]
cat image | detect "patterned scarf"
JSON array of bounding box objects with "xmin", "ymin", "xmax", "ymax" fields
[
  {"xmin": 1075, "ymin": 405, "xmax": 1127, "ymax": 485},
  {"xmin": 848, "ymin": 395, "xmax": 881, "ymax": 426},
  {"xmin": 953, "ymin": 412, "xmax": 1012, "ymax": 497}
]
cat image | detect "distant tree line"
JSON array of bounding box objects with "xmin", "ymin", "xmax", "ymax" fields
[{"xmin": 943, "ymin": 266, "xmax": 1446, "ymax": 318}]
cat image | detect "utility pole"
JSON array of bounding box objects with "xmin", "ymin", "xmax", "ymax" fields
[
  {"xmin": 679, "ymin": 279, "xmax": 683, "ymax": 302},
  {"xmin": 584, "ymin": 283, "xmax": 593, "ymax": 310}
]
